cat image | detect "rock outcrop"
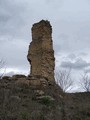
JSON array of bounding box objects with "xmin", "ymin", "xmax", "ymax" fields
[{"xmin": 27, "ymin": 20, "xmax": 55, "ymax": 85}]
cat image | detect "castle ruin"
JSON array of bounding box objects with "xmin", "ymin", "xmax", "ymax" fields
[{"xmin": 27, "ymin": 20, "xmax": 55, "ymax": 85}]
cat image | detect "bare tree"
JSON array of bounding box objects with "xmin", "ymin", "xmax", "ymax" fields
[
  {"xmin": 55, "ymin": 69, "xmax": 73, "ymax": 92},
  {"xmin": 0, "ymin": 59, "xmax": 5, "ymax": 79},
  {"xmin": 79, "ymin": 72, "xmax": 90, "ymax": 92}
]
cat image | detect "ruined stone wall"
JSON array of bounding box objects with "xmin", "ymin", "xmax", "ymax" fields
[{"xmin": 27, "ymin": 20, "xmax": 55, "ymax": 82}]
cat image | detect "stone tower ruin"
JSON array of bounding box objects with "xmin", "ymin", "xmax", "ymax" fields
[{"xmin": 27, "ymin": 20, "xmax": 55, "ymax": 84}]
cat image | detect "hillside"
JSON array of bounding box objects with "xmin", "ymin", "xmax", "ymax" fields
[{"xmin": 0, "ymin": 76, "xmax": 90, "ymax": 120}]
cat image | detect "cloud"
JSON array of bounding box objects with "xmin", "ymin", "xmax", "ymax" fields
[
  {"xmin": 0, "ymin": 0, "xmax": 31, "ymax": 39},
  {"xmin": 62, "ymin": 53, "xmax": 88, "ymax": 61},
  {"xmin": 4, "ymin": 71, "xmax": 15, "ymax": 76},
  {"xmin": 67, "ymin": 54, "xmax": 76, "ymax": 60},
  {"xmin": 85, "ymin": 69, "xmax": 90, "ymax": 73},
  {"xmin": 78, "ymin": 52, "xmax": 87, "ymax": 57},
  {"xmin": 61, "ymin": 58, "xmax": 90, "ymax": 70},
  {"xmin": 0, "ymin": 37, "xmax": 29, "ymax": 68},
  {"xmin": 84, "ymin": 67, "xmax": 90, "ymax": 73}
]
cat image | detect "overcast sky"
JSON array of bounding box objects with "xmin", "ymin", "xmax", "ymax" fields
[{"xmin": 0, "ymin": 0, "xmax": 90, "ymax": 84}]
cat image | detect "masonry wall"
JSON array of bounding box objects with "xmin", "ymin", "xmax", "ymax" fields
[{"xmin": 27, "ymin": 20, "xmax": 55, "ymax": 81}]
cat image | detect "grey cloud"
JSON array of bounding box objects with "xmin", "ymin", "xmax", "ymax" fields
[
  {"xmin": 67, "ymin": 54, "xmax": 76, "ymax": 60},
  {"xmin": 65, "ymin": 53, "xmax": 88, "ymax": 60},
  {"xmin": 4, "ymin": 71, "xmax": 15, "ymax": 77},
  {"xmin": 0, "ymin": 15, "xmax": 10, "ymax": 23},
  {"xmin": 0, "ymin": 0, "xmax": 32, "ymax": 39},
  {"xmin": 61, "ymin": 58, "xmax": 90, "ymax": 70},
  {"xmin": 78, "ymin": 52, "xmax": 87, "ymax": 57},
  {"xmin": 85, "ymin": 69, "xmax": 90, "ymax": 73},
  {"xmin": 59, "ymin": 33, "xmax": 69, "ymax": 41},
  {"xmin": 0, "ymin": 37, "xmax": 29, "ymax": 71}
]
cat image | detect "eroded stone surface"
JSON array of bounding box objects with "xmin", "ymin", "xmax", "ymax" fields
[{"xmin": 27, "ymin": 20, "xmax": 55, "ymax": 84}]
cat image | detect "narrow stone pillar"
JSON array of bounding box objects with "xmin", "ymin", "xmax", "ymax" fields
[{"xmin": 27, "ymin": 20, "xmax": 55, "ymax": 83}]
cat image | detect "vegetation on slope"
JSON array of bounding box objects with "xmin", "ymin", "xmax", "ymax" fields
[{"xmin": 0, "ymin": 77, "xmax": 90, "ymax": 120}]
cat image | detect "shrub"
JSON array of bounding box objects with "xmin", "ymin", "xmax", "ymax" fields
[{"xmin": 41, "ymin": 96, "xmax": 53, "ymax": 107}]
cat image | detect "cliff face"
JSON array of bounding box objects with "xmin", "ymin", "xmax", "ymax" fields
[{"xmin": 27, "ymin": 20, "xmax": 55, "ymax": 82}]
